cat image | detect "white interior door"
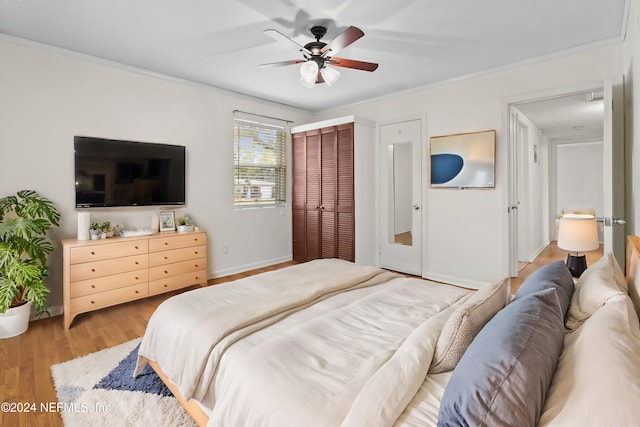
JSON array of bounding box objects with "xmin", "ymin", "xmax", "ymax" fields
[
  {"xmin": 603, "ymin": 71, "xmax": 626, "ymax": 266},
  {"xmin": 379, "ymin": 119, "xmax": 422, "ymax": 275},
  {"xmin": 508, "ymin": 109, "xmax": 520, "ymax": 277}
]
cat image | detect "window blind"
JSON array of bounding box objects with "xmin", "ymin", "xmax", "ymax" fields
[{"xmin": 233, "ymin": 116, "xmax": 287, "ymax": 208}]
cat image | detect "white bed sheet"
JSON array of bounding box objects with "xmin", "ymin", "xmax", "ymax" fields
[
  {"xmin": 138, "ymin": 259, "xmax": 473, "ymax": 426},
  {"xmin": 206, "ymin": 277, "xmax": 470, "ymax": 426}
]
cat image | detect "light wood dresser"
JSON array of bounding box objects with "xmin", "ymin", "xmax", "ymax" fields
[{"xmin": 62, "ymin": 230, "xmax": 207, "ymax": 329}]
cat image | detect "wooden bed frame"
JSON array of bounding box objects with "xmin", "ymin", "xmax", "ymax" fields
[
  {"xmin": 148, "ymin": 359, "xmax": 209, "ymax": 427},
  {"xmin": 147, "ymin": 239, "xmax": 640, "ymax": 427}
]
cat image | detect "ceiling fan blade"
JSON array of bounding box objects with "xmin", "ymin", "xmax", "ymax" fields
[
  {"xmin": 329, "ymin": 57, "xmax": 379, "ymax": 72},
  {"xmin": 259, "ymin": 59, "xmax": 306, "ymax": 68},
  {"xmin": 321, "ymin": 26, "xmax": 364, "ymax": 56},
  {"xmin": 264, "ymin": 29, "xmax": 311, "ymax": 55}
]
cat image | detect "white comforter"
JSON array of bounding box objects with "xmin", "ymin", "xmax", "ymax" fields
[{"xmin": 136, "ymin": 259, "xmax": 471, "ymax": 427}]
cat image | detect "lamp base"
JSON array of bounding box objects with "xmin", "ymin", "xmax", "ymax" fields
[{"xmin": 566, "ymin": 254, "xmax": 587, "ymax": 277}]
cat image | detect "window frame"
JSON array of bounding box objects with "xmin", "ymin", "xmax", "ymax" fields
[{"xmin": 233, "ymin": 114, "xmax": 288, "ymax": 209}]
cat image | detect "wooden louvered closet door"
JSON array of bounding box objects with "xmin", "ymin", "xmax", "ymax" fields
[{"xmin": 292, "ymin": 123, "xmax": 354, "ymax": 262}]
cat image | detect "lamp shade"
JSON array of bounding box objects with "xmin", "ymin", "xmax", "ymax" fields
[
  {"xmin": 320, "ymin": 66, "xmax": 340, "ymax": 86},
  {"xmin": 299, "ymin": 61, "xmax": 318, "ymax": 88},
  {"xmin": 557, "ymin": 214, "xmax": 599, "ymax": 252}
]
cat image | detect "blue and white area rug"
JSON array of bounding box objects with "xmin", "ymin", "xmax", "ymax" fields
[{"xmin": 51, "ymin": 338, "xmax": 196, "ymax": 426}]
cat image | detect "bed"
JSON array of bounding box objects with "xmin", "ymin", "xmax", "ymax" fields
[{"xmin": 135, "ymin": 239, "xmax": 640, "ymax": 427}]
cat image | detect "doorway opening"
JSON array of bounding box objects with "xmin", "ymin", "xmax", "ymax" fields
[{"xmin": 508, "ymin": 88, "xmax": 605, "ymax": 276}]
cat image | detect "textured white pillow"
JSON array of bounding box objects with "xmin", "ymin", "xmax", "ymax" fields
[
  {"xmin": 566, "ymin": 253, "xmax": 626, "ymax": 330},
  {"xmin": 430, "ymin": 278, "xmax": 510, "ymax": 373},
  {"xmin": 538, "ymin": 296, "xmax": 640, "ymax": 427}
]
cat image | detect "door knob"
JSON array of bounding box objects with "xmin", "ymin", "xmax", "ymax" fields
[{"xmin": 413, "ymin": 204, "xmax": 420, "ymax": 210}]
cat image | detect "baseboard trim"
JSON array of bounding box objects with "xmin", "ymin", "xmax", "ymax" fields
[{"xmin": 211, "ymin": 256, "xmax": 293, "ymax": 279}]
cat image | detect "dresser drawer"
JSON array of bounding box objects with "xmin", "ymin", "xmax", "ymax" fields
[
  {"xmin": 70, "ymin": 269, "xmax": 149, "ymax": 298},
  {"xmin": 148, "ymin": 258, "xmax": 206, "ymax": 281},
  {"xmin": 71, "ymin": 283, "xmax": 149, "ymax": 313},
  {"xmin": 69, "ymin": 240, "xmax": 148, "ymax": 264},
  {"xmin": 70, "ymin": 254, "xmax": 148, "ymax": 282},
  {"xmin": 149, "ymin": 269, "xmax": 207, "ymax": 295},
  {"xmin": 149, "ymin": 232, "xmax": 206, "ymax": 252},
  {"xmin": 148, "ymin": 245, "xmax": 207, "ymax": 267}
]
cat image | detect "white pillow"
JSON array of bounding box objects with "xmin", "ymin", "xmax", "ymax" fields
[
  {"xmin": 566, "ymin": 253, "xmax": 626, "ymax": 330},
  {"xmin": 538, "ymin": 295, "xmax": 640, "ymax": 427},
  {"xmin": 430, "ymin": 278, "xmax": 510, "ymax": 373}
]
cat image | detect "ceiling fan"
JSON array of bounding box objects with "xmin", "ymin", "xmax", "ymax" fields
[{"xmin": 260, "ymin": 25, "xmax": 378, "ymax": 88}]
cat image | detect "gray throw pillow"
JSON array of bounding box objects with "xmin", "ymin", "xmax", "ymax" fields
[
  {"xmin": 438, "ymin": 288, "xmax": 565, "ymax": 427},
  {"xmin": 514, "ymin": 260, "xmax": 574, "ymax": 319}
]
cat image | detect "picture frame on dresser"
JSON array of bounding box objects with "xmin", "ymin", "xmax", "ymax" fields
[{"xmin": 160, "ymin": 210, "xmax": 176, "ymax": 231}]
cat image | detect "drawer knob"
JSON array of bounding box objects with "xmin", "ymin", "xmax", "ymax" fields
[
  {"xmin": 194, "ymin": 251, "xmax": 198, "ymax": 255},
  {"xmin": 164, "ymin": 242, "xmax": 168, "ymax": 246},
  {"xmin": 91, "ymin": 285, "xmax": 95, "ymax": 289},
  {"xmin": 135, "ymin": 246, "xmax": 139, "ymax": 250},
  {"xmin": 163, "ymin": 284, "xmax": 168, "ymax": 288},
  {"xmin": 135, "ymin": 276, "xmax": 139, "ymax": 280},
  {"xmin": 91, "ymin": 268, "xmax": 96, "ymax": 272},
  {"xmin": 164, "ymin": 270, "xmax": 168, "ymax": 274},
  {"xmin": 91, "ymin": 251, "xmax": 95, "ymax": 255},
  {"xmin": 194, "ymin": 238, "xmax": 198, "ymax": 242},
  {"xmin": 135, "ymin": 290, "xmax": 139, "ymax": 294},
  {"xmin": 90, "ymin": 300, "xmax": 95, "ymax": 304},
  {"xmin": 164, "ymin": 256, "xmax": 168, "ymax": 260},
  {"xmin": 195, "ymin": 264, "xmax": 199, "ymax": 268},
  {"xmin": 195, "ymin": 276, "xmax": 199, "ymax": 280},
  {"xmin": 135, "ymin": 261, "xmax": 139, "ymax": 265}
]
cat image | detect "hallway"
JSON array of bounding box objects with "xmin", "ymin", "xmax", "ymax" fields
[{"xmin": 511, "ymin": 241, "xmax": 604, "ymax": 293}]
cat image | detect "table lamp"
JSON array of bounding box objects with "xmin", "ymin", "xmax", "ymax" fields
[{"xmin": 557, "ymin": 213, "xmax": 600, "ymax": 277}]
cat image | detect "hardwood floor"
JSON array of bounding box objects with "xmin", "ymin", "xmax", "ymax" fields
[
  {"xmin": 0, "ymin": 261, "xmax": 296, "ymax": 427},
  {"xmin": 0, "ymin": 245, "xmax": 600, "ymax": 427},
  {"xmin": 510, "ymin": 241, "xmax": 603, "ymax": 293}
]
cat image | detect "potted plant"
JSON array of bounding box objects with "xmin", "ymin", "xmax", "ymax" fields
[
  {"xmin": 0, "ymin": 190, "xmax": 60, "ymax": 338},
  {"xmin": 99, "ymin": 221, "xmax": 114, "ymax": 238},
  {"xmin": 175, "ymin": 216, "xmax": 194, "ymax": 232},
  {"xmin": 89, "ymin": 222, "xmax": 101, "ymax": 240}
]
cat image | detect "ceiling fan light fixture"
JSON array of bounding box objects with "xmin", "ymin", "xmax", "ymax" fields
[
  {"xmin": 320, "ymin": 66, "xmax": 340, "ymax": 86},
  {"xmin": 300, "ymin": 61, "xmax": 319, "ymax": 88}
]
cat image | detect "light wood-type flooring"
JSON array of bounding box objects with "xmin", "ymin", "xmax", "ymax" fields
[{"xmin": 0, "ymin": 243, "xmax": 602, "ymax": 426}]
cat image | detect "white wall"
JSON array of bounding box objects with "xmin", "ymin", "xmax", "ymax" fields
[
  {"xmin": 0, "ymin": 38, "xmax": 314, "ymax": 312},
  {"xmin": 316, "ymin": 45, "xmax": 619, "ymax": 287},
  {"xmin": 624, "ymin": 0, "xmax": 640, "ymax": 236},
  {"xmin": 553, "ymin": 141, "xmax": 604, "ymax": 241}
]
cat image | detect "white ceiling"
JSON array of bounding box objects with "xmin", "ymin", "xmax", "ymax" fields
[
  {"xmin": 0, "ymin": 0, "xmax": 628, "ymax": 112},
  {"xmin": 515, "ymin": 91, "xmax": 605, "ymax": 141}
]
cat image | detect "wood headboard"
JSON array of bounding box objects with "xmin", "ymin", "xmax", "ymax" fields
[{"xmin": 625, "ymin": 236, "xmax": 640, "ymax": 317}]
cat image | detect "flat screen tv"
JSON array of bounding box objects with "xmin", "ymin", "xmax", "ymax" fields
[{"xmin": 74, "ymin": 136, "xmax": 186, "ymax": 208}]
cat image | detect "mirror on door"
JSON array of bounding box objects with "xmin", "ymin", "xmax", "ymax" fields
[{"xmin": 387, "ymin": 141, "xmax": 413, "ymax": 246}]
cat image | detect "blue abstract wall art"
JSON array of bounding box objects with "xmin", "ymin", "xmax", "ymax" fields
[{"xmin": 430, "ymin": 130, "xmax": 496, "ymax": 188}]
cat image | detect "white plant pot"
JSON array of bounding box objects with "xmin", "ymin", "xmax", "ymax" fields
[
  {"xmin": 177, "ymin": 225, "xmax": 194, "ymax": 232},
  {"xmin": 0, "ymin": 301, "xmax": 32, "ymax": 339}
]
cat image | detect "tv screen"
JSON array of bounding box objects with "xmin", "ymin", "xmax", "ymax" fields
[{"xmin": 74, "ymin": 136, "xmax": 186, "ymax": 208}]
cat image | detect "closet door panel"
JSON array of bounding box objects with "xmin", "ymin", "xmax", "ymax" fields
[
  {"xmin": 337, "ymin": 123, "xmax": 355, "ymax": 261},
  {"xmin": 337, "ymin": 212, "xmax": 354, "ymax": 261},
  {"xmin": 292, "ymin": 132, "xmax": 307, "ymax": 261},
  {"xmin": 305, "ymin": 130, "xmax": 321, "ymax": 260},
  {"xmin": 320, "ymin": 127, "xmax": 337, "ymax": 258}
]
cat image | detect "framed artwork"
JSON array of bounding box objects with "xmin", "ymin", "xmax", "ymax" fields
[
  {"xmin": 160, "ymin": 210, "xmax": 176, "ymax": 232},
  {"xmin": 430, "ymin": 129, "xmax": 496, "ymax": 188}
]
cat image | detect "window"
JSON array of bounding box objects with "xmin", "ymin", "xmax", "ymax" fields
[{"xmin": 233, "ymin": 114, "xmax": 287, "ymax": 208}]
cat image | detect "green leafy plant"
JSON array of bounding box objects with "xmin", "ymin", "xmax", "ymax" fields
[
  {"xmin": 175, "ymin": 216, "xmax": 192, "ymax": 226},
  {"xmin": 99, "ymin": 221, "xmax": 113, "ymax": 233},
  {"xmin": 0, "ymin": 190, "xmax": 61, "ymax": 316}
]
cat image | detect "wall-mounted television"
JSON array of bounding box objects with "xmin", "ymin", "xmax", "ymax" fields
[{"xmin": 74, "ymin": 136, "xmax": 186, "ymax": 208}]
